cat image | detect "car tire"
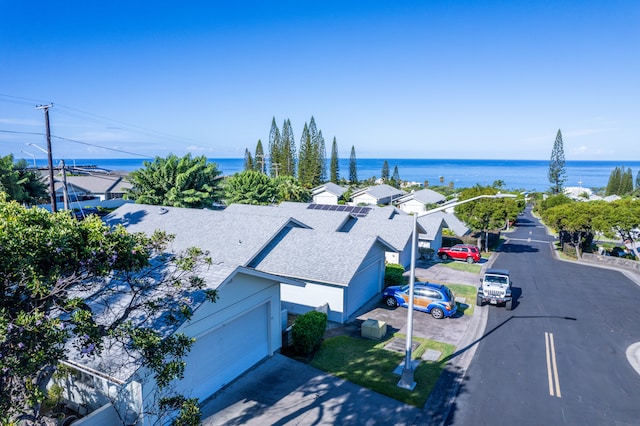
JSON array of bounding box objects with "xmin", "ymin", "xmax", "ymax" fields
[
  {"xmin": 385, "ymin": 297, "xmax": 398, "ymax": 308},
  {"xmin": 505, "ymin": 299, "xmax": 513, "ymax": 310},
  {"xmin": 466, "ymin": 256, "xmax": 474, "ymax": 264},
  {"xmin": 431, "ymin": 307, "xmax": 444, "ymax": 319},
  {"xmin": 440, "ymin": 254, "xmax": 449, "ymax": 260},
  {"xmin": 476, "ymin": 294, "xmax": 483, "ymax": 306}
]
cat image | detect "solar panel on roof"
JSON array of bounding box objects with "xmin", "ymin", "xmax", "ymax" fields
[{"xmin": 305, "ymin": 203, "xmax": 371, "ymax": 217}]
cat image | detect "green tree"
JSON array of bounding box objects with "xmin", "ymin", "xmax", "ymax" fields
[
  {"xmin": 455, "ymin": 186, "xmax": 522, "ymax": 250},
  {"xmin": 316, "ymin": 129, "xmax": 327, "ymax": 183},
  {"xmin": 621, "ymin": 167, "xmax": 634, "ymax": 195},
  {"xmin": 306, "ymin": 117, "xmax": 321, "ymax": 186},
  {"xmin": 268, "ymin": 117, "xmax": 282, "ymax": 178},
  {"xmin": 0, "ymin": 155, "xmax": 48, "ymax": 204},
  {"xmin": 635, "ymin": 171, "xmax": 640, "ymax": 195},
  {"xmin": 606, "ymin": 166, "xmax": 622, "ymax": 195},
  {"xmin": 605, "ymin": 199, "xmax": 640, "ymax": 258},
  {"xmin": 243, "ymin": 148, "xmax": 254, "ymax": 171},
  {"xmin": 542, "ymin": 200, "xmax": 607, "ymax": 258},
  {"xmin": 0, "ymin": 198, "xmax": 213, "ymax": 424},
  {"xmin": 281, "ymin": 119, "xmax": 296, "ymax": 177},
  {"xmin": 273, "ymin": 175, "xmax": 311, "ymax": 202},
  {"xmin": 349, "ymin": 146, "xmax": 358, "ymax": 185},
  {"xmin": 548, "ymin": 129, "xmax": 567, "ymax": 194},
  {"xmin": 127, "ymin": 154, "xmax": 222, "ymax": 208},
  {"xmin": 254, "ymin": 139, "xmax": 265, "ymax": 173},
  {"xmin": 391, "ymin": 165, "xmax": 400, "ymax": 188},
  {"xmin": 223, "ymin": 170, "xmax": 277, "ymax": 205},
  {"xmin": 329, "ymin": 137, "xmax": 339, "ymax": 183},
  {"xmin": 493, "ymin": 180, "xmax": 505, "ymax": 190},
  {"xmin": 297, "ymin": 123, "xmax": 316, "ymax": 187},
  {"xmin": 381, "ymin": 161, "xmax": 389, "ymax": 182}
]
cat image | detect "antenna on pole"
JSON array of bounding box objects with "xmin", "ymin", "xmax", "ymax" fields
[{"xmin": 36, "ymin": 104, "xmax": 57, "ymax": 212}]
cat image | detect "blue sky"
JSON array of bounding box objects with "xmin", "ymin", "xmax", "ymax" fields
[{"xmin": 1, "ymin": 1, "xmax": 638, "ymax": 161}]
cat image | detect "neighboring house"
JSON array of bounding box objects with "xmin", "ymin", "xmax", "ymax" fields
[
  {"xmin": 311, "ymin": 182, "xmax": 348, "ymax": 205},
  {"xmin": 394, "ymin": 188, "xmax": 446, "ymax": 215},
  {"xmin": 53, "ymin": 200, "xmax": 432, "ymax": 423},
  {"xmin": 346, "ymin": 205, "xmax": 423, "ymax": 268},
  {"xmin": 417, "ymin": 214, "xmax": 447, "ymax": 253},
  {"xmin": 56, "ymin": 204, "xmax": 304, "ymax": 425},
  {"xmin": 350, "ymin": 184, "xmax": 405, "ymax": 206},
  {"xmin": 224, "ymin": 202, "xmax": 415, "ymax": 322},
  {"xmin": 430, "ymin": 211, "xmax": 470, "ymax": 237},
  {"xmin": 42, "ymin": 170, "xmax": 132, "ymax": 203}
]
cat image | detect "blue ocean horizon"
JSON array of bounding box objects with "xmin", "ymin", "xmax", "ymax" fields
[{"xmin": 35, "ymin": 157, "xmax": 640, "ymax": 192}]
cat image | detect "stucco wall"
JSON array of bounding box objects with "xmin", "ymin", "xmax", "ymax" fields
[{"xmin": 581, "ymin": 253, "xmax": 640, "ymax": 272}]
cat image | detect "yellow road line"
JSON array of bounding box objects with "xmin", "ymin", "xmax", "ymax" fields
[{"xmin": 545, "ymin": 332, "xmax": 562, "ymax": 398}]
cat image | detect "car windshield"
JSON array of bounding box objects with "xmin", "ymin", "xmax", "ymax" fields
[
  {"xmin": 400, "ymin": 285, "xmax": 410, "ymax": 293},
  {"xmin": 485, "ymin": 275, "xmax": 507, "ymax": 284},
  {"xmin": 443, "ymin": 287, "xmax": 453, "ymax": 300}
]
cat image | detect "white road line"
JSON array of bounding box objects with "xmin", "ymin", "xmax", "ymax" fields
[
  {"xmin": 545, "ymin": 332, "xmax": 562, "ymax": 397},
  {"xmin": 507, "ymin": 237, "xmax": 550, "ymax": 244}
]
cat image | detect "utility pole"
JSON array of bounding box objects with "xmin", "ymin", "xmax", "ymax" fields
[
  {"xmin": 60, "ymin": 160, "xmax": 69, "ymax": 211},
  {"xmin": 36, "ymin": 104, "xmax": 57, "ymax": 212}
]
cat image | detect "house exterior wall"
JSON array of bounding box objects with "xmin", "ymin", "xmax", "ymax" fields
[
  {"xmin": 398, "ymin": 236, "xmax": 414, "ymax": 268},
  {"xmin": 398, "ymin": 199, "xmax": 425, "ymax": 215},
  {"xmin": 385, "ymin": 251, "xmax": 400, "ymax": 264},
  {"xmin": 63, "ymin": 272, "xmax": 282, "ymax": 426},
  {"xmin": 313, "ymin": 192, "xmax": 339, "ymax": 205},
  {"xmin": 352, "ymin": 193, "xmax": 377, "ymax": 205},
  {"xmin": 345, "ymin": 254, "xmax": 385, "ymax": 320},
  {"xmin": 281, "ymin": 281, "xmax": 345, "ymax": 323},
  {"xmin": 170, "ymin": 273, "xmax": 281, "ymax": 401}
]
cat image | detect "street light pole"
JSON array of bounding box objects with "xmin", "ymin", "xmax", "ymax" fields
[
  {"xmin": 20, "ymin": 150, "xmax": 36, "ymax": 168},
  {"xmin": 397, "ymin": 212, "xmax": 418, "ymax": 390},
  {"xmin": 397, "ymin": 192, "xmax": 517, "ymax": 390}
]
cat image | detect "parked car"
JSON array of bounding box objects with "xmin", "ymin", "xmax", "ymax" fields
[
  {"xmin": 382, "ymin": 282, "xmax": 457, "ymax": 319},
  {"xmin": 477, "ymin": 268, "xmax": 512, "ymax": 310},
  {"xmin": 437, "ymin": 244, "xmax": 481, "ymax": 263}
]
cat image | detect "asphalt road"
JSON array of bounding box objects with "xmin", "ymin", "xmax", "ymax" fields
[{"xmin": 445, "ymin": 206, "xmax": 640, "ymax": 426}]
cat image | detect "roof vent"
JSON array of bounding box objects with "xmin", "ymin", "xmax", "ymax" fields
[{"xmin": 158, "ymin": 207, "xmax": 168, "ymax": 215}]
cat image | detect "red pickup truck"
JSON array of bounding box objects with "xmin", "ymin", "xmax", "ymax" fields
[{"xmin": 437, "ymin": 244, "xmax": 481, "ymax": 263}]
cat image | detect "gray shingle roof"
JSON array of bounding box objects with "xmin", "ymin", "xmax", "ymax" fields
[
  {"xmin": 430, "ymin": 211, "xmax": 470, "ymax": 236},
  {"xmin": 396, "ymin": 188, "xmax": 446, "ymax": 205},
  {"xmin": 253, "ymin": 228, "xmax": 390, "ymax": 286},
  {"xmin": 417, "ymin": 215, "xmax": 446, "ymax": 240},
  {"xmin": 312, "ymin": 182, "xmax": 348, "ymax": 197},
  {"xmin": 351, "ymin": 184, "xmax": 405, "ymax": 201},
  {"xmin": 105, "ymin": 203, "xmax": 298, "ymax": 267}
]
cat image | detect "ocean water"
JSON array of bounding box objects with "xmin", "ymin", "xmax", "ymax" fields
[{"xmin": 33, "ymin": 157, "xmax": 640, "ymax": 192}]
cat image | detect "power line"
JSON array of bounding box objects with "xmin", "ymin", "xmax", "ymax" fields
[
  {"xmin": 0, "ymin": 129, "xmax": 150, "ymax": 158},
  {"xmin": 52, "ymin": 135, "xmax": 150, "ymax": 158},
  {"xmin": 1, "ymin": 94, "xmax": 240, "ymax": 155}
]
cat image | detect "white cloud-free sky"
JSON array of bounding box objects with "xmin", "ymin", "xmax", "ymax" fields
[{"xmin": 1, "ymin": 1, "xmax": 638, "ymax": 160}]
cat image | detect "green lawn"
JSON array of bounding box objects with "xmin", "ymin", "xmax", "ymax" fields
[
  {"xmin": 439, "ymin": 260, "xmax": 482, "ymax": 274},
  {"xmin": 446, "ymin": 283, "xmax": 477, "ymax": 317},
  {"xmin": 310, "ymin": 334, "xmax": 455, "ymax": 407}
]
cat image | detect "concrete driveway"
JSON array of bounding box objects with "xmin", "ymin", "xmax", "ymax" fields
[
  {"xmin": 201, "ymin": 262, "xmax": 484, "ymax": 425},
  {"xmin": 200, "ymin": 354, "xmax": 420, "ymax": 425}
]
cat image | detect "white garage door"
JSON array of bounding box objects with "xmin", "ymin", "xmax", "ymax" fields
[{"xmin": 181, "ymin": 303, "xmax": 269, "ymax": 401}]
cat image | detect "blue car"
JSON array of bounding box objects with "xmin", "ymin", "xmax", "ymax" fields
[{"xmin": 382, "ymin": 282, "xmax": 458, "ymax": 319}]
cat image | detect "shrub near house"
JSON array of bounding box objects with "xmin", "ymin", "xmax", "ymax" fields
[
  {"xmin": 292, "ymin": 311, "xmax": 328, "ymax": 355},
  {"xmin": 384, "ymin": 263, "xmax": 405, "ymax": 287}
]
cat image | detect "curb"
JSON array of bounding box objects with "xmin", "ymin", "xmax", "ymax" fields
[{"xmin": 416, "ymin": 255, "xmax": 496, "ymax": 425}]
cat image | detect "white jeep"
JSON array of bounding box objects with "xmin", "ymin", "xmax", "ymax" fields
[{"xmin": 477, "ymin": 268, "xmax": 513, "ymax": 310}]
